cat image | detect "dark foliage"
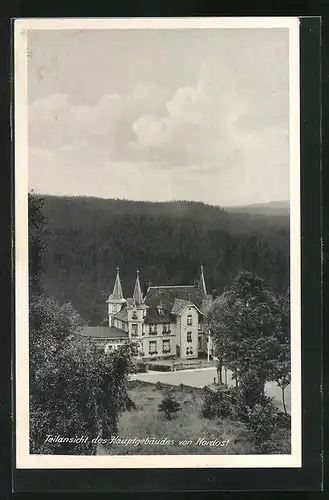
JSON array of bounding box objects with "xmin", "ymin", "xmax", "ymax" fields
[
  {"xmin": 201, "ymin": 387, "xmax": 290, "ymax": 454},
  {"xmin": 28, "ymin": 193, "xmax": 45, "ymax": 297},
  {"xmin": 32, "ymin": 194, "xmax": 289, "ymax": 324},
  {"xmin": 28, "ymin": 193, "xmax": 136, "ymax": 455},
  {"xmin": 158, "ymin": 392, "xmax": 182, "ymax": 420},
  {"xmin": 201, "ymin": 387, "xmax": 240, "ymax": 420},
  {"xmin": 245, "ymin": 398, "xmax": 286, "ymax": 453}
]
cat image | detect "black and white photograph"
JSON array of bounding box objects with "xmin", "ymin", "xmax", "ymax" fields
[{"xmin": 14, "ymin": 17, "xmax": 301, "ymax": 469}]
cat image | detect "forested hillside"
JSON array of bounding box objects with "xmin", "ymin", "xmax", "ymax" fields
[{"xmin": 35, "ymin": 195, "xmax": 290, "ymax": 325}]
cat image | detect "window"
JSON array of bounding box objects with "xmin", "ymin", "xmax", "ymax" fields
[
  {"xmin": 187, "ymin": 332, "xmax": 192, "ymax": 343},
  {"xmin": 132, "ymin": 310, "xmax": 138, "ymax": 320},
  {"xmin": 162, "ymin": 339, "xmax": 170, "ymax": 353},
  {"xmin": 149, "ymin": 340, "xmax": 157, "ymax": 355},
  {"xmin": 187, "ymin": 314, "xmax": 193, "ymax": 326},
  {"xmin": 163, "ymin": 323, "xmax": 170, "ymax": 333},
  {"xmin": 186, "ymin": 347, "xmax": 193, "ymax": 355},
  {"xmin": 131, "ymin": 324, "xmax": 138, "ymax": 337},
  {"xmin": 149, "ymin": 324, "xmax": 157, "ymax": 335},
  {"xmin": 198, "ymin": 336, "xmax": 202, "ymax": 349}
]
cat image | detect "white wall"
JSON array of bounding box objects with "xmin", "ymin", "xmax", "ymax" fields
[{"xmin": 179, "ymin": 306, "xmax": 199, "ymax": 359}]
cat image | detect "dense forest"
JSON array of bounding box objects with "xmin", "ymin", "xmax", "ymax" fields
[{"xmin": 34, "ymin": 194, "xmax": 290, "ymax": 325}]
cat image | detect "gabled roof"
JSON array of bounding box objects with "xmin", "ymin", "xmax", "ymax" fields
[
  {"xmin": 145, "ymin": 285, "xmax": 210, "ymax": 312},
  {"xmin": 171, "ymin": 298, "xmax": 202, "ymax": 316},
  {"xmin": 79, "ymin": 326, "xmax": 128, "ymax": 339}
]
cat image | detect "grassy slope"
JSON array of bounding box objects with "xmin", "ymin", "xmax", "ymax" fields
[{"xmin": 99, "ymin": 381, "xmax": 290, "ymax": 456}]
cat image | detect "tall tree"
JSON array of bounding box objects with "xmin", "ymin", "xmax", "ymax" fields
[
  {"xmin": 28, "ymin": 193, "xmax": 45, "ymax": 297},
  {"xmin": 29, "ymin": 297, "xmax": 136, "ymax": 454},
  {"xmin": 28, "ymin": 194, "xmax": 136, "ymax": 454},
  {"xmin": 271, "ymin": 287, "xmax": 291, "ymax": 414},
  {"xmin": 204, "ymin": 271, "xmax": 285, "ymax": 406}
]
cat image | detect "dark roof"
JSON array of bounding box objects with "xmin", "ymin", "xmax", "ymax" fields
[
  {"xmin": 145, "ymin": 285, "xmax": 211, "ymax": 312},
  {"xmin": 144, "ymin": 305, "xmax": 173, "ymax": 324},
  {"xmin": 113, "ymin": 306, "xmax": 128, "ymax": 321},
  {"xmin": 79, "ymin": 326, "xmax": 128, "ymax": 339},
  {"xmin": 171, "ymin": 298, "xmax": 199, "ymax": 315}
]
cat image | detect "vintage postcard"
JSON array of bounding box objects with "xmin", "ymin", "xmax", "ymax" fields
[{"xmin": 14, "ymin": 17, "xmax": 301, "ymax": 469}]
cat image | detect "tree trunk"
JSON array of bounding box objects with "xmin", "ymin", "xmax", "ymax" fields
[
  {"xmin": 218, "ymin": 358, "xmax": 223, "ymax": 384},
  {"xmin": 234, "ymin": 371, "xmax": 239, "ymax": 388},
  {"xmin": 282, "ymin": 386, "xmax": 287, "ymax": 416}
]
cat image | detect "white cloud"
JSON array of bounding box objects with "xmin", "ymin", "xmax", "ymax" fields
[
  {"xmin": 28, "ymin": 32, "xmax": 290, "ymax": 206},
  {"xmin": 28, "ymin": 82, "xmax": 170, "ymax": 155}
]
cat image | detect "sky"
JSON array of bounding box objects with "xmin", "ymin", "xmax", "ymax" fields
[{"xmin": 27, "ymin": 27, "xmax": 290, "ymax": 207}]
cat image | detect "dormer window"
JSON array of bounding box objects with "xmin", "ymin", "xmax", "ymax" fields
[{"xmin": 157, "ymin": 306, "xmax": 165, "ymax": 316}]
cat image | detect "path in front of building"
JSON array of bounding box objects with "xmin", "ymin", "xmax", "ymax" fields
[{"xmin": 129, "ymin": 367, "xmax": 291, "ymax": 414}]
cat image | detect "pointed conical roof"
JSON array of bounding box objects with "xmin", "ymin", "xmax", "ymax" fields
[
  {"xmin": 110, "ymin": 266, "xmax": 124, "ymax": 301},
  {"xmin": 133, "ymin": 269, "xmax": 144, "ymax": 306},
  {"xmin": 198, "ymin": 264, "xmax": 207, "ymax": 295}
]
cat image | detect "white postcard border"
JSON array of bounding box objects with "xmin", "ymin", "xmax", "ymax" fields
[{"xmin": 14, "ymin": 16, "xmax": 301, "ymax": 469}]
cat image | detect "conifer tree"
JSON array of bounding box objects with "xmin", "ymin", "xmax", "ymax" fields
[{"xmin": 158, "ymin": 392, "xmax": 181, "ymax": 420}]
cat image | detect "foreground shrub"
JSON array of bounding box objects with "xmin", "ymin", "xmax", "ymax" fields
[
  {"xmin": 30, "ymin": 297, "xmax": 136, "ymax": 454},
  {"xmin": 201, "ymin": 387, "xmax": 239, "ymax": 420},
  {"xmin": 245, "ymin": 399, "xmax": 281, "ymax": 453},
  {"xmin": 158, "ymin": 392, "xmax": 181, "ymax": 420}
]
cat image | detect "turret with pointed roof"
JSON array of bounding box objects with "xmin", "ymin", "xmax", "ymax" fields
[
  {"xmin": 198, "ymin": 264, "xmax": 207, "ymax": 295},
  {"xmin": 133, "ymin": 269, "xmax": 144, "ymax": 306},
  {"xmin": 107, "ymin": 266, "xmax": 126, "ymax": 327},
  {"xmin": 111, "ymin": 266, "xmax": 124, "ymax": 301}
]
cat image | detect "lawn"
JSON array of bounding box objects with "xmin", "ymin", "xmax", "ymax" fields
[{"xmin": 99, "ymin": 380, "xmax": 290, "ymax": 456}]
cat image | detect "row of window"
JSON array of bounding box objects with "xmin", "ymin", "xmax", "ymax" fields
[
  {"xmin": 148, "ymin": 340, "xmax": 171, "ymax": 355},
  {"xmin": 147, "ymin": 341, "xmax": 195, "ymax": 356},
  {"xmin": 148, "ymin": 342, "xmax": 194, "ymax": 356},
  {"xmin": 131, "ymin": 323, "xmax": 171, "ymax": 336},
  {"xmin": 116, "ymin": 314, "xmax": 194, "ymax": 333},
  {"xmin": 133, "ymin": 328, "xmax": 195, "ymax": 342},
  {"xmin": 130, "ymin": 314, "xmax": 194, "ymax": 327},
  {"xmin": 149, "ymin": 323, "xmax": 171, "ymax": 333}
]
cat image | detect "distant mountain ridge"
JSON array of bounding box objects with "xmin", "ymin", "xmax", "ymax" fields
[
  {"xmin": 226, "ymin": 200, "xmax": 290, "ymax": 216},
  {"xmin": 32, "ymin": 194, "xmax": 290, "ymax": 324}
]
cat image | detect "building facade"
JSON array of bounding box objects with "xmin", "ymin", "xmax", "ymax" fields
[{"xmin": 80, "ymin": 266, "xmax": 214, "ymax": 360}]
